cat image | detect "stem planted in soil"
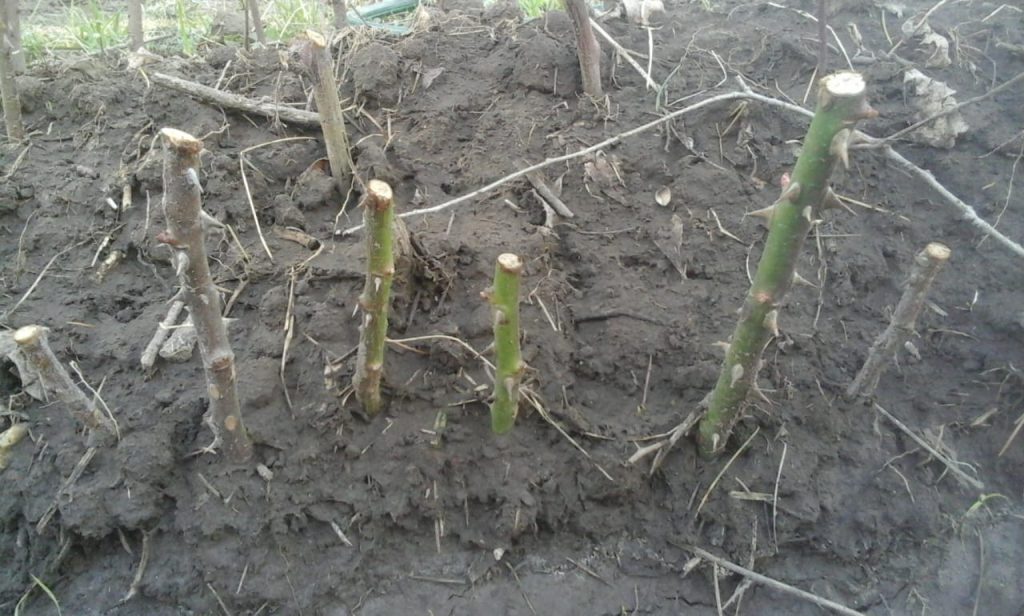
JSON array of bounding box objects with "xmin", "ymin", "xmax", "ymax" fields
[
  {"xmin": 5, "ymin": 0, "xmax": 23, "ymax": 73},
  {"xmin": 563, "ymin": 0, "xmax": 602, "ymax": 98},
  {"xmin": 697, "ymin": 72, "xmax": 877, "ymax": 458},
  {"xmin": 294, "ymin": 30, "xmax": 352, "ymax": 193},
  {"xmin": 332, "ymin": 0, "xmax": 347, "ymax": 29},
  {"xmin": 0, "ymin": 8, "xmax": 24, "ymax": 140},
  {"xmin": 128, "ymin": 0, "xmax": 144, "ymax": 50},
  {"xmin": 485, "ymin": 253, "xmax": 525, "ymax": 434},
  {"xmin": 14, "ymin": 325, "xmax": 116, "ymax": 436},
  {"xmin": 353, "ymin": 180, "xmax": 396, "ymax": 416},
  {"xmin": 158, "ymin": 128, "xmax": 253, "ymax": 463},
  {"xmin": 846, "ymin": 243, "xmax": 950, "ymax": 400}
]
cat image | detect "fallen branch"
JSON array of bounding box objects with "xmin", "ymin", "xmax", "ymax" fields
[
  {"xmin": 685, "ymin": 545, "xmax": 867, "ymax": 616},
  {"xmin": 881, "ymin": 146, "xmax": 1024, "ymax": 258},
  {"xmin": 338, "ymin": 76, "xmax": 1024, "ymax": 261},
  {"xmin": 873, "ymin": 403, "xmax": 983, "ymax": 490},
  {"xmin": 525, "ymin": 170, "xmax": 574, "ymax": 218},
  {"xmin": 150, "ymin": 72, "xmax": 321, "ymax": 128}
]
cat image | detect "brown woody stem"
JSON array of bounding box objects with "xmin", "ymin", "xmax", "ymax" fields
[
  {"xmin": 846, "ymin": 243, "xmax": 950, "ymax": 399},
  {"xmin": 563, "ymin": 0, "xmax": 603, "ymax": 97},
  {"xmin": 159, "ymin": 127, "xmax": 253, "ymax": 463},
  {"xmin": 14, "ymin": 325, "xmax": 116, "ymax": 436}
]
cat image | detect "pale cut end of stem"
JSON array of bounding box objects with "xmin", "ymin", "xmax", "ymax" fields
[
  {"xmin": 924, "ymin": 242, "xmax": 951, "ymax": 263},
  {"xmin": 13, "ymin": 325, "xmax": 42, "ymax": 346},
  {"xmin": 305, "ymin": 29, "xmax": 327, "ymax": 47},
  {"xmin": 497, "ymin": 253, "xmax": 523, "ymax": 275},
  {"xmin": 820, "ymin": 71, "xmax": 878, "ymax": 120},
  {"xmin": 366, "ymin": 179, "xmax": 393, "ymax": 210},
  {"xmin": 159, "ymin": 128, "xmax": 203, "ymax": 154},
  {"xmin": 822, "ymin": 71, "xmax": 865, "ymax": 97}
]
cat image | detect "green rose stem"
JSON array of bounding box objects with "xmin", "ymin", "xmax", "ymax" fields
[
  {"xmin": 353, "ymin": 180, "xmax": 395, "ymax": 416},
  {"xmin": 485, "ymin": 253, "xmax": 525, "ymax": 434},
  {"xmin": 697, "ymin": 72, "xmax": 877, "ymax": 458}
]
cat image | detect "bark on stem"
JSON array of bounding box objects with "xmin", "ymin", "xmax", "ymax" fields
[
  {"xmin": 563, "ymin": 0, "xmax": 602, "ymax": 97},
  {"xmin": 486, "ymin": 253, "xmax": 524, "ymax": 434},
  {"xmin": 0, "ymin": 10, "xmax": 23, "ymax": 140},
  {"xmin": 128, "ymin": 0, "xmax": 144, "ymax": 50},
  {"xmin": 846, "ymin": 243, "xmax": 950, "ymax": 399},
  {"xmin": 697, "ymin": 72, "xmax": 877, "ymax": 458},
  {"xmin": 5, "ymin": 0, "xmax": 23, "ymax": 73},
  {"xmin": 158, "ymin": 128, "xmax": 253, "ymax": 463},
  {"xmin": 248, "ymin": 0, "xmax": 265, "ymax": 44},
  {"xmin": 353, "ymin": 180, "xmax": 395, "ymax": 416},
  {"xmin": 14, "ymin": 326, "xmax": 115, "ymax": 435},
  {"xmin": 332, "ymin": 0, "xmax": 347, "ymax": 29},
  {"xmin": 297, "ymin": 31, "xmax": 352, "ymax": 192}
]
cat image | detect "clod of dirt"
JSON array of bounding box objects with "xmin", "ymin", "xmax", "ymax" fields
[
  {"xmin": 292, "ymin": 164, "xmax": 337, "ymax": 210},
  {"xmin": 512, "ymin": 23, "xmax": 581, "ymax": 94},
  {"xmin": 349, "ymin": 43, "xmax": 401, "ymax": 107}
]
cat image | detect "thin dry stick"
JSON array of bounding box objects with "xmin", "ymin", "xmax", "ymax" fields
[
  {"xmin": 238, "ymin": 137, "xmax": 316, "ymax": 261},
  {"xmin": 1, "ymin": 244, "xmax": 77, "ymax": 322},
  {"xmin": 526, "ymin": 171, "xmax": 574, "ymax": 218},
  {"xmin": 588, "ymin": 18, "xmax": 657, "ymax": 89},
  {"xmin": 872, "ymin": 71, "xmax": 1024, "ymax": 147},
  {"xmin": 882, "ymin": 146, "xmax": 1024, "ymax": 258},
  {"xmin": 771, "ymin": 441, "xmax": 786, "ymax": 552},
  {"xmin": 694, "ymin": 427, "xmax": 759, "ymax": 517},
  {"xmin": 141, "ymin": 300, "xmax": 185, "ymax": 370},
  {"xmin": 687, "ymin": 546, "xmax": 867, "ymax": 616},
  {"xmin": 36, "ymin": 446, "xmax": 98, "ymax": 533},
  {"xmin": 340, "ymin": 90, "xmax": 755, "ymax": 235},
  {"xmin": 341, "ymin": 77, "xmax": 1024, "ymax": 261},
  {"xmin": 120, "ymin": 531, "xmax": 151, "ymax": 604},
  {"xmin": 873, "ymin": 403, "xmax": 984, "ymax": 490},
  {"xmin": 847, "ymin": 243, "xmax": 951, "ymax": 399}
]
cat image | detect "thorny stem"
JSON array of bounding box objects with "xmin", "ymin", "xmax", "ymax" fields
[
  {"xmin": 486, "ymin": 254, "xmax": 525, "ymax": 434},
  {"xmin": 697, "ymin": 72, "xmax": 877, "ymax": 458},
  {"xmin": 353, "ymin": 180, "xmax": 395, "ymax": 416},
  {"xmin": 159, "ymin": 128, "xmax": 253, "ymax": 463},
  {"xmin": 846, "ymin": 243, "xmax": 950, "ymax": 399}
]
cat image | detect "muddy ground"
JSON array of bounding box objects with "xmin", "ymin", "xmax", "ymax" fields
[{"xmin": 2, "ymin": 0, "xmax": 1024, "ymax": 613}]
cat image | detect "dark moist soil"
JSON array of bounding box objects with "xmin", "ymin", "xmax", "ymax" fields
[{"xmin": 3, "ymin": 0, "xmax": 1024, "ymax": 614}]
